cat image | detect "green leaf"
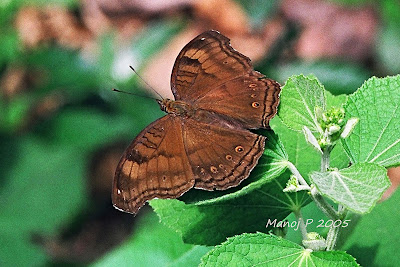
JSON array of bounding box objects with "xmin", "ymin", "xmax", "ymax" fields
[
  {"xmin": 376, "ymin": 24, "xmax": 400, "ymax": 74},
  {"xmin": 130, "ymin": 19, "xmax": 185, "ymax": 66},
  {"xmin": 0, "ymin": 137, "xmax": 86, "ymax": 232},
  {"xmin": 342, "ymin": 75, "xmax": 400, "ymax": 167},
  {"xmin": 278, "ymin": 74, "xmax": 326, "ymax": 132},
  {"xmin": 200, "ymin": 233, "xmax": 359, "ymax": 266},
  {"xmin": 169, "ymin": 246, "xmax": 213, "ymax": 267},
  {"xmin": 303, "ymin": 125, "xmax": 323, "ymax": 153},
  {"xmin": 92, "ymin": 211, "xmax": 209, "ymax": 267},
  {"xmin": 380, "ymin": 0, "xmax": 400, "ymax": 26},
  {"xmin": 22, "ymin": 0, "xmax": 79, "ymax": 6},
  {"xmin": 0, "ymin": 95, "xmax": 32, "ymax": 133},
  {"xmin": 0, "ymin": 29, "xmax": 20, "ymax": 68},
  {"xmin": 235, "ymin": 0, "xmax": 279, "ymax": 29},
  {"xmin": 0, "ymin": 231, "xmax": 47, "ymax": 267},
  {"xmin": 326, "ymin": 91, "xmax": 348, "ymax": 109},
  {"xmin": 310, "ymin": 163, "xmax": 390, "ymax": 214},
  {"xmin": 151, "ymin": 173, "xmax": 309, "ymax": 246},
  {"xmin": 271, "ymin": 118, "xmax": 349, "ymax": 179},
  {"xmin": 328, "ymin": 0, "xmax": 372, "ymax": 5},
  {"xmin": 0, "ymin": 1, "xmax": 19, "ymax": 26},
  {"xmin": 26, "ymin": 48, "xmax": 99, "ymax": 96},
  {"xmin": 341, "ymin": 188, "xmax": 400, "ymax": 267},
  {"xmin": 0, "ymin": 136, "xmax": 87, "ymax": 265},
  {"xmin": 48, "ymin": 108, "xmax": 137, "ymax": 151}
]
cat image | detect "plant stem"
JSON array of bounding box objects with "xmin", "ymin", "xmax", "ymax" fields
[
  {"xmin": 326, "ymin": 223, "xmax": 340, "ymax": 251},
  {"xmin": 319, "ymin": 145, "xmax": 344, "ymax": 251},
  {"xmin": 286, "ymin": 151, "xmax": 343, "ymax": 250},
  {"xmin": 310, "ymin": 187, "xmax": 338, "ymax": 219},
  {"xmin": 321, "ymin": 148, "xmax": 330, "ymax": 172},
  {"xmin": 294, "ymin": 209, "xmax": 308, "ymax": 241}
]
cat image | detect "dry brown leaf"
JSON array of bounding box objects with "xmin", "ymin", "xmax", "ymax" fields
[
  {"xmin": 0, "ymin": 67, "xmax": 27, "ymax": 98},
  {"xmin": 229, "ymin": 18, "xmax": 286, "ymax": 62},
  {"xmin": 90, "ymin": 0, "xmax": 195, "ymax": 13},
  {"xmin": 382, "ymin": 167, "xmax": 400, "ymax": 201},
  {"xmin": 32, "ymin": 92, "xmax": 65, "ymax": 120},
  {"xmin": 89, "ymin": 144, "xmax": 124, "ymax": 201},
  {"xmin": 15, "ymin": 7, "xmax": 49, "ymax": 48},
  {"xmin": 81, "ymin": 0, "xmax": 145, "ymax": 41},
  {"xmin": 37, "ymin": 208, "xmax": 137, "ymax": 264},
  {"xmin": 193, "ymin": 0, "xmax": 250, "ymax": 35},
  {"xmin": 83, "ymin": 0, "xmax": 250, "ymax": 39},
  {"xmin": 282, "ymin": 0, "xmax": 378, "ymax": 61},
  {"xmin": 15, "ymin": 5, "xmax": 94, "ymax": 51},
  {"xmin": 45, "ymin": 6, "xmax": 92, "ymax": 50}
]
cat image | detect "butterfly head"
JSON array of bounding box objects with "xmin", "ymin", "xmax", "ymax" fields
[
  {"xmin": 157, "ymin": 99, "xmax": 170, "ymax": 113},
  {"xmin": 157, "ymin": 99, "xmax": 194, "ymax": 117}
]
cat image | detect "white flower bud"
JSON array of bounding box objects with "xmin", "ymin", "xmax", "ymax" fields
[{"xmin": 328, "ymin": 125, "xmax": 341, "ymax": 134}]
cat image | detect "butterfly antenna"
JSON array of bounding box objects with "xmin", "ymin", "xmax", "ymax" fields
[
  {"xmin": 112, "ymin": 88, "xmax": 158, "ymax": 101},
  {"xmin": 129, "ymin": 66, "xmax": 164, "ymax": 100}
]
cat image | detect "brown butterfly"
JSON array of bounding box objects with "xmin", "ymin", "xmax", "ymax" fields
[{"xmin": 112, "ymin": 30, "xmax": 281, "ymax": 214}]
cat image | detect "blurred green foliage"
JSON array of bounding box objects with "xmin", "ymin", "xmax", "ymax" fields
[
  {"xmin": 92, "ymin": 211, "xmax": 210, "ymax": 267},
  {"xmin": 268, "ymin": 61, "xmax": 370, "ymax": 95},
  {"xmin": 234, "ymin": 0, "xmax": 279, "ymax": 29},
  {"xmin": 0, "ymin": 0, "xmax": 399, "ymax": 266},
  {"xmin": 0, "ymin": 4, "xmax": 184, "ymax": 265}
]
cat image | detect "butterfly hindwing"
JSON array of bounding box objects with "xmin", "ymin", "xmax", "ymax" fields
[{"xmin": 182, "ymin": 117, "xmax": 266, "ymax": 190}]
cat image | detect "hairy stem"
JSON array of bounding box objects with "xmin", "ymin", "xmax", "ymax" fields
[
  {"xmin": 286, "ymin": 152, "xmax": 343, "ymax": 249},
  {"xmin": 319, "ymin": 145, "xmax": 344, "ymax": 250},
  {"xmin": 310, "ymin": 187, "xmax": 338, "ymax": 219},
  {"xmin": 294, "ymin": 209, "xmax": 308, "ymax": 241},
  {"xmin": 326, "ymin": 223, "xmax": 340, "ymax": 251},
  {"xmin": 325, "ymin": 208, "xmax": 348, "ymax": 251},
  {"xmin": 321, "ymin": 148, "xmax": 330, "ymax": 172}
]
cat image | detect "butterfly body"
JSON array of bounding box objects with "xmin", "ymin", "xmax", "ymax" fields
[
  {"xmin": 158, "ymin": 99, "xmax": 195, "ymax": 117},
  {"xmin": 113, "ymin": 30, "xmax": 281, "ymax": 214},
  {"xmin": 159, "ymin": 98, "xmax": 249, "ymax": 133}
]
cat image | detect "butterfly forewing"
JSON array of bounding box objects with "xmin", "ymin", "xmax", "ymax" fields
[
  {"xmin": 171, "ymin": 30, "xmax": 280, "ymax": 129},
  {"xmin": 194, "ymin": 74, "xmax": 280, "ymax": 129},
  {"xmin": 171, "ymin": 31, "xmax": 253, "ymax": 102},
  {"xmin": 113, "ymin": 116, "xmax": 194, "ymax": 214}
]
